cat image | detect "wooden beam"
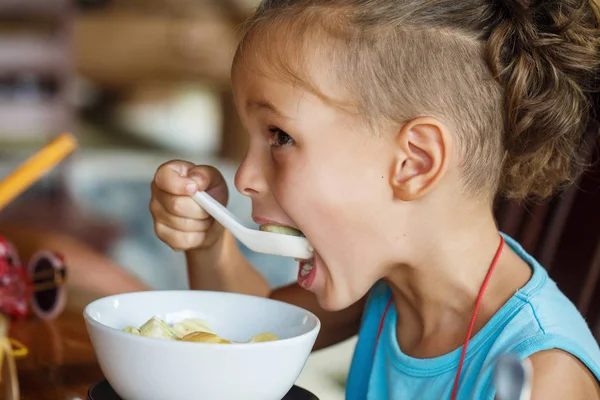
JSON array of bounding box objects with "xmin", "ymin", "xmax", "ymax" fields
[{"xmin": 74, "ymin": 10, "xmax": 237, "ymax": 89}]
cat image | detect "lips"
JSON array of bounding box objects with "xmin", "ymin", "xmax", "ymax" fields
[{"xmin": 252, "ymin": 216, "xmax": 297, "ymax": 229}]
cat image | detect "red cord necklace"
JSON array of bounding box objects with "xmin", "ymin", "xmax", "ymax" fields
[{"xmin": 374, "ymin": 235, "xmax": 505, "ymax": 400}]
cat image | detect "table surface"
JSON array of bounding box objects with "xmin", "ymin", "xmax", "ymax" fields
[{"xmin": 10, "ymin": 290, "xmax": 105, "ymax": 400}]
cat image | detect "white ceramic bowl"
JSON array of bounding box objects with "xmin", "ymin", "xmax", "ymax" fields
[{"xmin": 83, "ymin": 290, "xmax": 321, "ymax": 400}]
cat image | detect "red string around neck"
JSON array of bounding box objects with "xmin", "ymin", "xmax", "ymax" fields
[
  {"xmin": 374, "ymin": 235, "xmax": 505, "ymax": 400},
  {"xmin": 450, "ymin": 235, "xmax": 505, "ymax": 399}
]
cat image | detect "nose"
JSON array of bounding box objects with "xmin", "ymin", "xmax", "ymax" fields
[{"xmin": 234, "ymin": 148, "xmax": 269, "ymax": 198}]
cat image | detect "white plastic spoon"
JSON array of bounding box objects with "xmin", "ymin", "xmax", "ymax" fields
[
  {"xmin": 191, "ymin": 191, "xmax": 313, "ymax": 260},
  {"xmin": 494, "ymin": 353, "xmax": 533, "ymax": 400}
]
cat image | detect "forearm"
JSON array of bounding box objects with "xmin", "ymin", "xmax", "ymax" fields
[
  {"xmin": 0, "ymin": 224, "xmax": 148, "ymax": 295},
  {"xmin": 186, "ymin": 230, "xmax": 270, "ymax": 297}
]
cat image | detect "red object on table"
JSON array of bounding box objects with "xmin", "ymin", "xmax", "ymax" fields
[
  {"xmin": 0, "ymin": 234, "xmax": 66, "ymax": 320},
  {"xmin": 0, "ymin": 234, "xmax": 31, "ymax": 319}
]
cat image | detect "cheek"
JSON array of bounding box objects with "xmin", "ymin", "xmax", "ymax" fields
[{"xmin": 278, "ymin": 151, "xmax": 390, "ymax": 257}]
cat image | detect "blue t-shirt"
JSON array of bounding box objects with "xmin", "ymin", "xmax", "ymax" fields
[{"xmin": 346, "ymin": 234, "xmax": 600, "ymax": 399}]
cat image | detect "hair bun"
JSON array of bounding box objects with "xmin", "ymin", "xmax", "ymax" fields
[{"xmin": 487, "ymin": 0, "xmax": 600, "ymax": 199}]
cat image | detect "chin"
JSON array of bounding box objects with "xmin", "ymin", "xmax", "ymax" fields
[
  {"xmin": 317, "ymin": 297, "xmax": 343, "ymax": 312},
  {"xmin": 314, "ymin": 288, "xmax": 358, "ymax": 312}
]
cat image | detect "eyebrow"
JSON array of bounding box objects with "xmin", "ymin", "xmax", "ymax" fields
[{"xmin": 247, "ymin": 99, "xmax": 290, "ymax": 119}]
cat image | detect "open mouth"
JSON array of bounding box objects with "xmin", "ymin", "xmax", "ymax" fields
[{"xmin": 259, "ymin": 223, "xmax": 316, "ymax": 288}]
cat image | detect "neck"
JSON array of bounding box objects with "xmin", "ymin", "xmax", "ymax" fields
[{"xmin": 384, "ymin": 203, "xmax": 531, "ymax": 357}]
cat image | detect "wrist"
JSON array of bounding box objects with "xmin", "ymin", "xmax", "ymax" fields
[
  {"xmin": 185, "ymin": 230, "xmax": 242, "ymax": 281},
  {"xmin": 185, "ymin": 231, "xmax": 225, "ymax": 270}
]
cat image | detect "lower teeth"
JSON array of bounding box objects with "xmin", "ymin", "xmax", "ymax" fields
[{"xmin": 300, "ymin": 260, "xmax": 314, "ymax": 278}]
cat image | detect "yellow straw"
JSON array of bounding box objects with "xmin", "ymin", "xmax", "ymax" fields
[{"xmin": 0, "ymin": 133, "xmax": 77, "ymax": 211}]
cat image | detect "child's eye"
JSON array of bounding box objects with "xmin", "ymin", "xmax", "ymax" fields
[{"xmin": 268, "ymin": 127, "xmax": 295, "ymax": 148}]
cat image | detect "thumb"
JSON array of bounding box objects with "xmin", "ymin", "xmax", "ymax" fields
[{"xmin": 187, "ymin": 165, "xmax": 229, "ymax": 205}]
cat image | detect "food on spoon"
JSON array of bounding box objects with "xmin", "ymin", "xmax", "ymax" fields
[
  {"xmin": 172, "ymin": 318, "xmax": 214, "ymax": 337},
  {"xmin": 248, "ymin": 332, "xmax": 279, "ymax": 343},
  {"xmin": 138, "ymin": 316, "xmax": 178, "ymax": 340},
  {"xmin": 181, "ymin": 331, "xmax": 230, "ymax": 344},
  {"xmin": 259, "ymin": 224, "xmax": 304, "ymax": 237}
]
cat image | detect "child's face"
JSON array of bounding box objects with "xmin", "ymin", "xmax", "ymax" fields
[{"xmin": 231, "ymin": 61, "xmax": 412, "ymax": 310}]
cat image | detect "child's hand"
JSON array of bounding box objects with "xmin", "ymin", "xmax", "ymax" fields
[{"xmin": 150, "ymin": 160, "xmax": 229, "ymax": 252}]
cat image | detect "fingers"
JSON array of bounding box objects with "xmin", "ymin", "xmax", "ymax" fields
[
  {"xmin": 187, "ymin": 165, "xmax": 226, "ymax": 190},
  {"xmin": 153, "ymin": 160, "xmax": 199, "ymax": 196},
  {"xmin": 187, "ymin": 165, "xmax": 229, "ymax": 206},
  {"xmin": 150, "ymin": 160, "xmax": 229, "ymax": 252},
  {"xmin": 153, "ymin": 222, "xmax": 207, "ymax": 251},
  {"xmin": 151, "ymin": 182, "xmax": 210, "ymax": 220},
  {"xmin": 154, "ymin": 161, "xmax": 228, "ymax": 204},
  {"xmin": 149, "ymin": 200, "xmax": 213, "ymax": 232}
]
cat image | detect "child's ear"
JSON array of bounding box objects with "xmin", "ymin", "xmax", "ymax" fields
[{"xmin": 390, "ymin": 117, "xmax": 452, "ymax": 201}]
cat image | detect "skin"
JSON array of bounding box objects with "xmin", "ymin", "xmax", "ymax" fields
[{"xmin": 149, "ymin": 52, "xmax": 600, "ymax": 398}]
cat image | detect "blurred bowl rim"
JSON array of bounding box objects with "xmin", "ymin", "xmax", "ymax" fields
[{"xmin": 83, "ymin": 289, "xmax": 321, "ymax": 349}]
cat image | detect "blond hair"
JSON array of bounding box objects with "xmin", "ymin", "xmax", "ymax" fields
[{"xmin": 235, "ymin": 0, "xmax": 600, "ymax": 199}]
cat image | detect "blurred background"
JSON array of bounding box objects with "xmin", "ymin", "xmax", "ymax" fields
[
  {"xmin": 0, "ymin": 0, "xmax": 301, "ymax": 291},
  {"xmin": 0, "ymin": 1, "xmax": 598, "ymax": 398}
]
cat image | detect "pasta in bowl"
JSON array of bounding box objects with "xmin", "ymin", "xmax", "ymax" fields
[{"xmin": 122, "ymin": 315, "xmax": 279, "ymax": 344}]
